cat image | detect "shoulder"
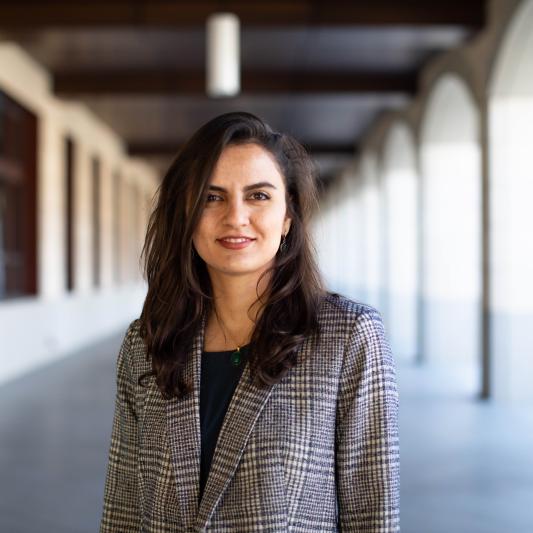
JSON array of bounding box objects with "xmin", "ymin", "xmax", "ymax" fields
[
  {"xmin": 117, "ymin": 318, "xmax": 151, "ymax": 378},
  {"xmin": 319, "ymin": 294, "xmax": 395, "ymax": 383},
  {"xmin": 307, "ymin": 293, "xmax": 393, "ymax": 381},
  {"xmin": 320, "ymin": 291, "xmax": 381, "ymax": 317},
  {"xmin": 317, "ymin": 291, "xmax": 384, "ymax": 337},
  {"xmin": 120, "ymin": 318, "xmax": 142, "ymax": 352},
  {"xmin": 122, "ymin": 317, "xmax": 141, "ymax": 342}
]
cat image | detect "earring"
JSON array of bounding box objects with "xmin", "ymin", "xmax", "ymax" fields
[{"xmin": 279, "ymin": 234, "xmax": 287, "ymax": 253}]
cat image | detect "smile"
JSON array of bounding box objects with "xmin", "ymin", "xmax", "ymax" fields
[{"xmin": 217, "ymin": 238, "xmax": 255, "ymax": 250}]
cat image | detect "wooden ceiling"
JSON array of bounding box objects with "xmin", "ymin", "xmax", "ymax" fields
[{"xmin": 0, "ymin": 1, "xmax": 487, "ymax": 184}]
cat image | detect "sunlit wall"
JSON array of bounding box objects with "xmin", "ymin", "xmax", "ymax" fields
[
  {"xmin": 0, "ymin": 44, "xmax": 158, "ymax": 385},
  {"xmin": 381, "ymin": 123, "xmax": 419, "ymax": 362},
  {"xmin": 419, "ymin": 74, "xmax": 482, "ymax": 374},
  {"xmin": 359, "ymin": 152, "xmax": 384, "ymax": 310},
  {"xmin": 489, "ymin": 0, "xmax": 533, "ymax": 401},
  {"xmin": 313, "ymin": 167, "xmax": 367, "ymax": 302}
]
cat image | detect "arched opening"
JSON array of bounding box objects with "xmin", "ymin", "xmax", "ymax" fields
[
  {"xmin": 313, "ymin": 178, "xmax": 349, "ymax": 293},
  {"xmin": 360, "ymin": 151, "xmax": 383, "ymax": 310},
  {"xmin": 420, "ymin": 74, "xmax": 482, "ymax": 396},
  {"xmin": 312, "ymin": 168, "xmax": 362, "ymax": 299},
  {"xmin": 381, "ymin": 122, "xmax": 419, "ymax": 362},
  {"xmin": 332, "ymin": 169, "xmax": 361, "ymax": 299},
  {"xmin": 489, "ymin": 0, "xmax": 533, "ymax": 402}
]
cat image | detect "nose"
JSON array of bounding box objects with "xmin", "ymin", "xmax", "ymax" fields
[{"xmin": 223, "ymin": 196, "xmax": 250, "ymax": 227}]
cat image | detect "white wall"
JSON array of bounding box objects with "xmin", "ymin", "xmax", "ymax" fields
[
  {"xmin": 312, "ymin": 185, "xmax": 341, "ymax": 291},
  {"xmin": 313, "ymin": 171, "xmax": 367, "ymax": 297},
  {"xmin": 0, "ymin": 43, "xmax": 159, "ymax": 385},
  {"xmin": 419, "ymin": 74, "xmax": 482, "ymax": 368},
  {"xmin": 488, "ymin": 0, "xmax": 533, "ymax": 401},
  {"xmin": 381, "ymin": 122, "xmax": 419, "ymax": 362},
  {"xmin": 312, "ymin": 0, "xmax": 531, "ymax": 403},
  {"xmin": 360, "ymin": 152, "xmax": 384, "ymax": 310}
]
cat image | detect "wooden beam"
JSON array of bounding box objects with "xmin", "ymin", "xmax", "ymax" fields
[
  {"xmin": 302, "ymin": 143, "xmax": 359, "ymax": 155},
  {"xmin": 54, "ymin": 70, "xmax": 417, "ymax": 96},
  {"xmin": 128, "ymin": 141, "xmax": 358, "ymax": 157},
  {"xmin": 0, "ymin": 1, "xmax": 486, "ymax": 28}
]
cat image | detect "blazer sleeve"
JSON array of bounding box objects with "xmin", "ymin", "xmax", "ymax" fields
[
  {"xmin": 335, "ymin": 309, "xmax": 400, "ymax": 532},
  {"xmin": 100, "ymin": 322, "xmax": 142, "ymax": 533}
]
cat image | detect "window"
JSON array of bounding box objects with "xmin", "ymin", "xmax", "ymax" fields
[
  {"xmin": 130, "ymin": 182, "xmax": 141, "ymax": 282},
  {"xmin": 0, "ymin": 90, "xmax": 37, "ymax": 300},
  {"xmin": 92, "ymin": 156, "xmax": 101, "ymax": 288},
  {"xmin": 65, "ymin": 136, "xmax": 75, "ymax": 292},
  {"xmin": 112, "ymin": 170, "xmax": 121, "ymax": 284}
]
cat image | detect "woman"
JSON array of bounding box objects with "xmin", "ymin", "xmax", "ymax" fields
[{"xmin": 100, "ymin": 111, "xmax": 400, "ymax": 533}]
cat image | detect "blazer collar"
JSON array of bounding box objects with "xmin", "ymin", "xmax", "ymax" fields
[{"xmin": 165, "ymin": 313, "xmax": 279, "ymax": 532}]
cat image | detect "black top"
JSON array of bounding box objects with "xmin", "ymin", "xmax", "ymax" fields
[{"xmin": 199, "ymin": 344, "xmax": 251, "ymax": 503}]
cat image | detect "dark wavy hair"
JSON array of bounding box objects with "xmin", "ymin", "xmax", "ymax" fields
[{"xmin": 138, "ymin": 111, "xmax": 325, "ymax": 399}]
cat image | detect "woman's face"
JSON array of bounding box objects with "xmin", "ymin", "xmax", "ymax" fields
[{"xmin": 192, "ymin": 143, "xmax": 291, "ymax": 283}]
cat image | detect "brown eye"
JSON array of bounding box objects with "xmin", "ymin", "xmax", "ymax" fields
[
  {"xmin": 206, "ymin": 193, "xmax": 223, "ymax": 202},
  {"xmin": 250, "ymin": 191, "xmax": 270, "ymax": 201}
]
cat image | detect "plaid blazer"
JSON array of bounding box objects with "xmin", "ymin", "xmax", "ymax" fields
[{"xmin": 99, "ymin": 292, "xmax": 400, "ymax": 532}]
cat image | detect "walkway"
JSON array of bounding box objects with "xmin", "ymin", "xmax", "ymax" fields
[{"xmin": 1, "ymin": 330, "xmax": 532, "ymax": 532}]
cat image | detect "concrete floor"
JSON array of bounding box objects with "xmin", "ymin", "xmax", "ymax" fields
[{"xmin": 1, "ymin": 330, "xmax": 532, "ymax": 533}]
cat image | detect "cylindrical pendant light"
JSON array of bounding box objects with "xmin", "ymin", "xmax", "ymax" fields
[{"xmin": 206, "ymin": 13, "xmax": 240, "ymax": 98}]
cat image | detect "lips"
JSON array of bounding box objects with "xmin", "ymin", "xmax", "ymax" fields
[
  {"xmin": 218, "ymin": 237, "xmax": 255, "ymax": 243},
  {"xmin": 217, "ymin": 236, "xmax": 255, "ymax": 250}
]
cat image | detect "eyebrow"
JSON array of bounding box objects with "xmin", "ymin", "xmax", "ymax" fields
[{"xmin": 208, "ymin": 181, "xmax": 277, "ymax": 193}]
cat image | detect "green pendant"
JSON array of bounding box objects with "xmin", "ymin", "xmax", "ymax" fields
[{"xmin": 230, "ymin": 349, "xmax": 241, "ymax": 366}]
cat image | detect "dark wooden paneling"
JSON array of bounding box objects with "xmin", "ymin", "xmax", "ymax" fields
[
  {"xmin": 128, "ymin": 141, "xmax": 358, "ymax": 157},
  {"xmin": 0, "ymin": 1, "xmax": 486, "ymax": 28},
  {"xmin": 54, "ymin": 70, "xmax": 417, "ymax": 96}
]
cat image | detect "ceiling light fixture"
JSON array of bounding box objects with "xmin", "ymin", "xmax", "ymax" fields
[{"xmin": 206, "ymin": 13, "xmax": 240, "ymax": 98}]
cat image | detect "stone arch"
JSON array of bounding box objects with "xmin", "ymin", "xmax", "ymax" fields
[
  {"xmin": 381, "ymin": 121, "xmax": 419, "ymax": 362},
  {"xmin": 419, "ymin": 73, "xmax": 482, "ymax": 394},
  {"xmin": 488, "ymin": 0, "xmax": 533, "ymax": 401}
]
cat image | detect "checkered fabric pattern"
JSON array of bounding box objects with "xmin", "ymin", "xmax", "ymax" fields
[{"xmin": 99, "ymin": 292, "xmax": 400, "ymax": 532}]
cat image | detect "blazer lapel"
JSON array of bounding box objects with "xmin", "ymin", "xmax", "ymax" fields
[
  {"xmin": 166, "ymin": 315, "xmax": 205, "ymax": 531},
  {"xmin": 166, "ymin": 314, "xmax": 279, "ymax": 532},
  {"xmin": 195, "ymin": 358, "xmax": 278, "ymax": 531}
]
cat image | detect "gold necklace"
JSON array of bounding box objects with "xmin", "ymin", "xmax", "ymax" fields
[{"xmin": 214, "ymin": 312, "xmax": 249, "ymax": 367}]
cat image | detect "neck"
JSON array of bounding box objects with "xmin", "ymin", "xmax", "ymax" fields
[{"xmin": 207, "ymin": 270, "xmax": 271, "ymax": 344}]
